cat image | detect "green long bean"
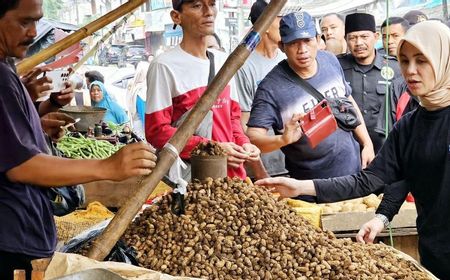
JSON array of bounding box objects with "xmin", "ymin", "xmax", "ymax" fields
[{"xmin": 57, "ymin": 134, "xmax": 124, "ymax": 159}]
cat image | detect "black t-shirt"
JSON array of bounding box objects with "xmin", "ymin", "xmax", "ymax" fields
[
  {"xmin": 314, "ymin": 105, "xmax": 450, "ymax": 275},
  {"xmin": 0, "ymin": 60, "xmax": 56, "ymax": 256}
]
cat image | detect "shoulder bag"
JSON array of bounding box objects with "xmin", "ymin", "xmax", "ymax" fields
[{"xmin": 280, "ymin": 60, "xmax": 361, "ymax": 131}]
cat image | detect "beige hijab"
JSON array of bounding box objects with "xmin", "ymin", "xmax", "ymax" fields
[{"xmin": 397, "ymin": 21, "xmax": 450, "ymax": 110}]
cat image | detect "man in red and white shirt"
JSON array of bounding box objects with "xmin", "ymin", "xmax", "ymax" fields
[{"xmin": 145, "ymin": 0, "xmax": 260, "ymax": 179}]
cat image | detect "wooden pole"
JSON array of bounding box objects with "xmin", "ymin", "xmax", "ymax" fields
[
  {"xmin": 87, "ymin": 0, "xmax": 287, "ymax": 261},
  {"xmin": 443, "ymin": 0, "xmax": 449, "ymax": 21},
  {"xmin": 73, "ymin": 12, "xmax": 134, "ymax": 71},
  {"xmin": 16, "ymin": 0, "xmax": 147, "ymax": 76}
]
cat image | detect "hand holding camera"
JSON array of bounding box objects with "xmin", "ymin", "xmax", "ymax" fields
[{"xmin": 44, "ymin": 69, "xmax": 71, "ymax": 93}]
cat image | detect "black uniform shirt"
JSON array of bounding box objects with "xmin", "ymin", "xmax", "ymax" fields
[{"xmin": 338, "ymin": 51, "xmax": 401, "ymax": 152}]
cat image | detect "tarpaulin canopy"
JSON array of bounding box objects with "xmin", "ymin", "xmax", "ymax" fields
[{"xmin": 27, "ymin": 18, "xmax": 81, "ymax": 67}]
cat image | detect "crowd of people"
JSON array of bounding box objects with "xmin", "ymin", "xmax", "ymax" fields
[{"xmin": 0, "ymin": 0, "xmax": 449, "ymax": 278}]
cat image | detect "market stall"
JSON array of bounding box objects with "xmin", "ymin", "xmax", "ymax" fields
[
  {"xmin": 5, "ymin": 0, "xmax": 446, "ymax": 277},
  {"xmin": 48, "ymin": 183, "xmax": 435, "ymax": 280},
  {"xmin": 45, "ymin": 143, "xmax": 436, "ymax": 280}
]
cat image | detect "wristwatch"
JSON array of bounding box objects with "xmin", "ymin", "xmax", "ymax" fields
[{"xmin": 375, "ymin": 213, "xmax": 390, "ymax": 228}]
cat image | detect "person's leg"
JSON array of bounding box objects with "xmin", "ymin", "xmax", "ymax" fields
[{"xmin": 0, "ymin": 251, "xmax": 36, "ymax": 280}]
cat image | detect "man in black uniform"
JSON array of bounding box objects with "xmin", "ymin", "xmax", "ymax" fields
[{"xmin": 338, "ymin": 13, "xmax": 401, "ymax": 152}]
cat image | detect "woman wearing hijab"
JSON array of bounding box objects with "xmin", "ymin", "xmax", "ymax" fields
[
  {"xmin": 254, "ymin": 21, "xmax": 450, "ymax": 278},
  {"xmin": 90, "ymin": 81, "xmax": 129, "ymax": 125}
]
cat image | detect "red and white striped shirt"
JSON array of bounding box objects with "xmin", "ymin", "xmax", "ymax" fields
[{"xmin": 145, "ymin": 46, "xmax": 249, "ymax": 178}]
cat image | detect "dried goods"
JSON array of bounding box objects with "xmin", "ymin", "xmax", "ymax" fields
[
  {"xmin": 190, "ymin": 141, "xmax": 226, "ymax": 157},
  {"xmin": 122, "ymin": 178, "xmax": 431, "ymax": 279},
  {"xmin": 55, "ymin": 201, "xmax": 114, "ymax": 242}
]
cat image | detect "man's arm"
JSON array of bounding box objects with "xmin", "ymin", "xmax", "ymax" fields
[
  {"xmin": 348, "ymin": 95, "xmax": 375, "ymax": 168},
  {"xmin": 247, "ymin": 113, "xmax": 303, "ymax": 153},
  {"xmin": 6, "ymin": 142, "xmax": 157, "ymax": 187},
  {"xmin": 245, "ymin": 160, "xmax": 269, "ymax": 180},
  {"xmin": 241, "ymin": 112, "xmax": 250, "ymax": 132},
  {"xmin": 229, "ymin": 83, "xmax": 251, "ymax": 147},
  {"xmin": 247, "ymin": 127, "xmax": 288, "ymax": 153}
]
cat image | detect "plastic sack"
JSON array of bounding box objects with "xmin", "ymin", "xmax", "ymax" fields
[
  {"xmin": 286, "ymin": 199, "xmax": 322, "ymax": 228},
  {"xmin": 59, "ymin": 219, "xmax": 139, "ymax": 265}
]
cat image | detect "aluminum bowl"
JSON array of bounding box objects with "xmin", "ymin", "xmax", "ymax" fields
[{"xmin": 59, "ymin": 106, "xmax": 106, "ymax": 132}]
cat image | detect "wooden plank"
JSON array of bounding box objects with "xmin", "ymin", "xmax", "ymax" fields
[
  {"xmin": 322, "ymin": 208, "xmax": 417, "ymax": 232},
  {"xmin": 379, "ymin": 235, "xmax": 419, "ymax": 261}
]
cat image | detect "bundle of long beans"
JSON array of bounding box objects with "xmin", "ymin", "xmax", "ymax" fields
[{"xmin": 57, "ymin": 134, "xmax": 123, "ymax": 159}]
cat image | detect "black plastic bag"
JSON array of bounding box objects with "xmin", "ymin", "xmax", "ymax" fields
[
  {"xmin": 45, "ymin": 136, "xmax": 85, "ymax": 216},
  {"xmin": 59, "ymin": 220, "xmax": 139, "ymax": 265}
]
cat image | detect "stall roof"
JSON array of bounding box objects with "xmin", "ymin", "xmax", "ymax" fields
[
  {"xmin": 34, "ymin": 18, "xmax": 79, "ymax": 45},
  {"xmin": 301, "ymin": 0, "xmax": 377, "ymax": 16}
]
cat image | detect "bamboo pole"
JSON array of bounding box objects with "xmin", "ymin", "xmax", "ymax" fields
[
  {"xmin": 16, "ymin": 0, "xmax": 146, "ymax": 75},
  {"xmin": 87, "ymin": 0, "xmax": 287, "ymax": 261},
  {"xmin": 73, "ymin": 12, "xmax": 134, "ymax": 71}
]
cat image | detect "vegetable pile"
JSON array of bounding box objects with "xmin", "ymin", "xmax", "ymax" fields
[{"xmin": 57, "ymin": 134, "xmax": 123, "ymax": 159}]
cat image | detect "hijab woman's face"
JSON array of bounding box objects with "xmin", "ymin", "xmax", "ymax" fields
[
  {"xmin": 398, "ymin": 42, "xmax": 436, "ymax": 97},
  {"xmin": 90, "ymin": 85, "xmax": 103, "ymax": 102}
]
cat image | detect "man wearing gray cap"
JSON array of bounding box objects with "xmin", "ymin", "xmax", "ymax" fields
[
  {"xmin": 338, "ymin": 13, "xmax": 401, "ymax": 153},
  {"xmin": 247, "ymin": 12, "xmax": 373, "ymax": 195}
]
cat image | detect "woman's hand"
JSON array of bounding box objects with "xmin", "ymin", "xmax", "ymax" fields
[
  {"xmin": 356, "ymin": 217, "xmax": 385, "ymax": 244},
  {"xmin": 255, "ymin": 177, "xmax": 315, "ymax": 198}
]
